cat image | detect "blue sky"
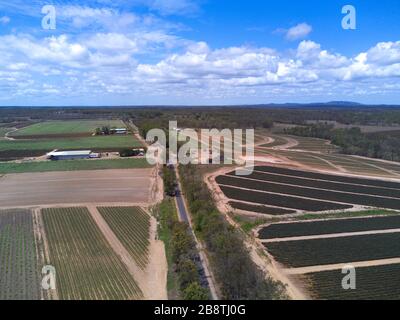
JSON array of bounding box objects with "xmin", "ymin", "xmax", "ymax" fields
[{"xmin": 0, "ymin": 0, "xmax": 399, "ymax": 106}]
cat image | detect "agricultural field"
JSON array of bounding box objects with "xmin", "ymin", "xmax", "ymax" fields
[
  {"xmin": 303, "ymin": 264, "xmax": 400, "ymax": 300},
  {"xmin": 0, "ymin": 119, "xmax": 141, "ymax": 161},
  {"xmin": 0, "ymin": 135, "xmax": 141, "ymax": 152},
  {"xmin": 11, "ymin": 120, "xmax": 125, "ymax": 137},
  {"xmin": 254, "ymin": 166, "xmax": 400, "ymax": 189},
  {"xmin": 98, "ymin": 207, "xmax": 150, "ymax": 270},
  {"xmin": 220, "ymin": 185, "xmax": 352, "ymax": 212},
  {"xmin": 42, "ymin": 207, "xmax": 142, "ymax": 300},
  {"xmin": 217, "ymin": 174, "xmax": 400, "ymax": 210},
  {"xmin": 265, "ymin": 232, "xmax": 400, "ymax": 268},
  {"xmin": 259, "ymin": 215, "xmax": 400, "ymax": 240},
  {"xmin": 228, "ymin": 201, "xmax": 296, "ymax": 216},
  {"xmin": 229, "ymin": 170, "xmax": 400, "ymax": 198},
  {"xmin": 259, "ymin": 135, "xmax": 289, "ymax": 148},
  {"xmin": 0, "ymin": 158, "xmax": 150, "ymax": 174},
  {"xmin": 0, "ymin": 209, "xmax": 42, "ymax": 300},
  {"xmin": 0, "ymin": 169, "xmax": 152, "ymax": 207},
  {"xmin": 287, "ymin": 135, "xmax": 339, "ymax": 153}
]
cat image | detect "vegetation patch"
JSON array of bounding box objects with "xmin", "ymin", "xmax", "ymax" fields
[
  {"xmin": 98, "ymin": 207, "xmax": 150, "ymax": 270},
  {"xmin": 0, "ymin": 158, "xmax": 151, "ymax": 174},
  {"xmin": 0, "ymin": 209, "xmax": 42, "ymax": 300},
  {"xmin": 229, "ymin": 201, "xmax": 296, "ymax": 216},
  {"xmin": 218, "ymin": 175, "xmax": 400, "ymax": 210},
  {"xmin": 259, "ymin": 215, "xmax": 400, "ymax": 240},
  {"xmin": 265, "ymin": 232, "xmax": 400, "ymax": 268},
  {"xmin": 42, "ymin": 207, "xmax": 142, "ymax": 300},
  {"xmin": 12, "ymin": 120, "xmax": 125, "ymax": 136},
  {"xmin": 180, "ymin": 164, "xmax": 288, "ymax": 300},
  {"xmin": 220, "ymin": 185, "xmax": 352, "ymax": 212},
  {"xmin": 303, "ymin": 264, "xmax": 400, "ymax": 300}
]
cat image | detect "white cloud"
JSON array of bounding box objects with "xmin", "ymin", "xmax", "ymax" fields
[
  {"xmin": 286, "ymin": 23, "xmax": 312, "ymax": 41},
  {"xmin": 0, "ymin": 26, "xmax": 399, "ymax": 103},
  {"xmin": 0, "ymin": 16, "xmax": 10, "ymax": 24}
]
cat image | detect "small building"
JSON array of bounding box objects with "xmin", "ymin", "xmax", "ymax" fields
[
  {"xmin": 111, "ymin": 128, "xmax": 128, "ymax": 135},
  {"xmin": 47, "ymin": 150, "xmax": 93, "ymax": 161}
]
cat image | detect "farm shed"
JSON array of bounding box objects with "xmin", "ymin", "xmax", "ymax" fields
[
  {"xmin": 47, "ymin": 150, "xmax": 94, "ymax": 160},
  {"xmin": 111, "ymin": 128, "xmax": 128, "ymax": 134}
]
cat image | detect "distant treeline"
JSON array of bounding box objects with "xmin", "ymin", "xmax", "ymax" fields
[
  {"xmin": 285, "ymin": 124, "xmax": 400, "ymax": 162},
  {"xmin": 3, "ymin": 106, "xmax": 400, "ymax": 129},
  {"xmin": 179, "ymin": 164, "xmax": 288, "ymax": 300}
]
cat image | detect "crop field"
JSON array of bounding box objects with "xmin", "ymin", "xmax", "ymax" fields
[
  {"xmin": 265, "ymin": 232, "xmax": 400, "ymax": 268},
  {"xmin": 254, "ymin": 166, "xmax": 400, "ymax": 189},
  {"xmin": 228, "ymin": 170, "xmax": 400, "ymax": 198},
  {"xmin": 220, "ymin": 185, "xmax": 352, "ymax": 212},
  {"xmin": 0, "ymin": 209, "xmax": 42, "ymax": 300},
  {"xmin": 217, "ymin": 175, "xmax": 400, "ymax": 210},
  {"xmin": 98, "ymin": 207, "xmax": 150, "ymax": 270},
  {"xmin": 0, "ymin": 158, "xmax": 150, "ymax": 174},
  {"xmin": 228, "ymin": 201, "xmax": 296, "ymax": 215},
  {"xmin": 0, "ymin": 134, "xmax": 141, "ymax": 152},
  {"xmin": 12, "ymin": 120, "xmax": 125, "ymax": 137},
  {"xmin": 0, "ymin": 169, "xmax": 152, "ymax": 207},
  {"xmin": 42, "ymin": 207, "xmax": 142, "ymax": 300},
  {"xmin": 259, "ymin": 215, "xmax": 400, "ymax": 240},
  {"xmin": 287, "ymin": 135, "xmax": 339, "ymax": 153},
  {"xmin": 259, "ymin": 135, "xmax": 289, "ymax": 148},
  {"xmin": 303, "ymin": 264, "xmax": 400, "ymax": 300}
]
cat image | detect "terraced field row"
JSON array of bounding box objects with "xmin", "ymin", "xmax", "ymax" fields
[
  {"xmin": 228, "ymin": 201, "xmax": 296, "ymax": 216},
  {"xmin": 220, "ymin": 185, "xmax": 352, "ymax": 212},
  {"xmin": 217, "ymin": 175, "xmax": 400, "ymax": 210},
  {"xmin": 259, "ymin": 215, "xmax": 400, "ymax": 240},
  {"xmin": 0, "ymin": 209, "xmax": 42, "ymax": 300},
  {"xmin": 42, "ymin": 207, "xmax": 143, "ymax": 300},
  {"xmin": 303, "ymin": 263, "xmax": 400, "ymax": 300},
  {"xmin": 254, "ymin": 166, "xmax": 400, "ymax": 189},
  {"xmin": 229, "ymin": 170, "xmax": 400, "ymax": 198},
  {"xmin": 98, "ymin": 207, "xmax": 150, "ymax": 270},
  {"xmin": 265, "ymin": 232, "xmax": 400, "ymax": 268}
]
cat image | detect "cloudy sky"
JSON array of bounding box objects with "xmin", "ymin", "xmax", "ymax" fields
[{"xmin": 0, "ymin": 0, "xmax": 399, "ymax": 106}]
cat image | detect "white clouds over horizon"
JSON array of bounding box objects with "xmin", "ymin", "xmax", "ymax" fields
[{"xmin": 0, "ymin": 3, "xmax": 399, "ymax": 105}]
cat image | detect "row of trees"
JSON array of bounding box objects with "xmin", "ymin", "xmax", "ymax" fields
[
  {"xmin": 157, "ymin": 175, "xmax": 209, "ymax": 300},
  {"xmin": 179, "ymin": 164, "xmax": 288, "ymax": 300},
  {"xmin": 285, "ymin": 124, "xmax": 400, "ymax": 162}
]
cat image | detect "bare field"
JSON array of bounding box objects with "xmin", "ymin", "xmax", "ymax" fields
[{"xmin": 0, "ymin": 169, "xmax": 152, "ymax": 207}]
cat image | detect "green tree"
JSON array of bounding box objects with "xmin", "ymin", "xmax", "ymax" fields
[{"xmin": 183, "ymin": 282, "xmax": 209, "ymax": 300}]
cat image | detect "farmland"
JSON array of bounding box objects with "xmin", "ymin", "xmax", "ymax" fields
[
  {"xmin": 0, "ymin": 209, "xmax": 42, "ymax": 300},
  {"xmin": 12, "ymin": 120, "xmax": 125, "ymax": 137},
  {"xmin": 230, "ymin": 170, "xmax": 400, "ymax": 198},
  {"xmin": 0, "ymin": 158, "xmax": 150, "ymax": 174},
  {"xmin": 229, "ymin": 201, "xmax": 296, "ymax": 216},
  {"xmin": 0, "ymin": 169, "xmax": 152, "ymax": 207},
  {"xmin": 42, "ymin": 207, "xmax": 142, "ymax": 300},
  {"xmin": 0, "ymin": 135, "xmax": 141, "ymax": 152},
  {"xmin": 217, "ymin": 175, "xmax": 400, "ymax": 210},
  {"xmin": 265, "ymin": 232, "xmax": 400, "ymax": 268},
  {"xmin": 303, "ymin": 264, "xmax": 400, "ymax": 300},
  {"xmin": 255, "ymin": 166, "xmax": 400, "ymax": 189},
  {"xmin": 98, "ymin": 207, "xmax": 150, "ymax": 270},
  {"xmin": 259, "ymin": 215, "xmax": 400, "ymax": 240},
  {"xmin": 220, "ymin": 185, "xmax": 352, "ymax": 212}
]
